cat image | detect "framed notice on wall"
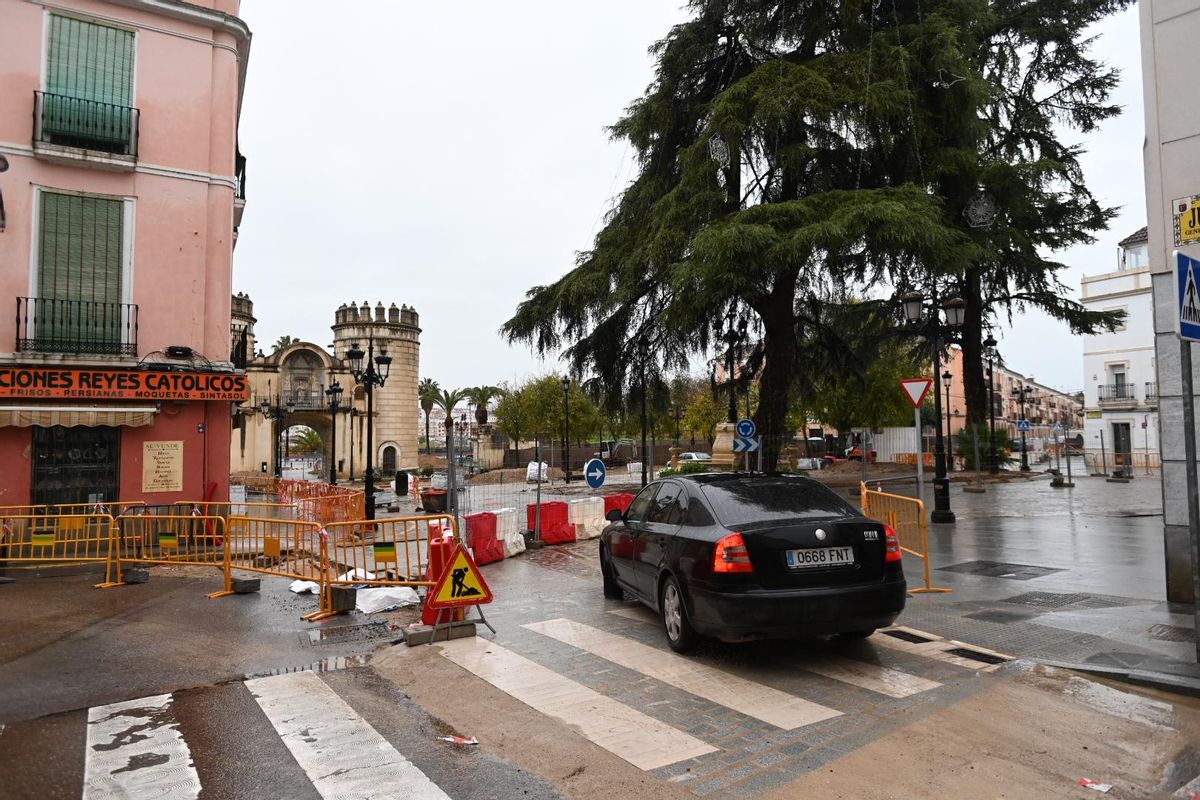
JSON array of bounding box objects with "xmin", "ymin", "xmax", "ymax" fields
[{"xmin": 143, "ymin": 441, "xmax": 183, "ymax": 492}]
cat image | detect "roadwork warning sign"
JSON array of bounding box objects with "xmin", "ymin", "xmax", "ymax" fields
[{"xmin": 428, "ymin": 544, "xmax": 493, "ymax": 609}]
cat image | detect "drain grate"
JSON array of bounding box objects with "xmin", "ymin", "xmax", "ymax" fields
[
  {"xmin": 964, "ymin": 609, "xmax": 1036, "ymax": 624},
  {"xmin": 939, "ymin": 561, "xmax": 1064, "ymax": 580},
  {"xmin": 944, "ymin": 647, "xmax": 1010, "ymax": 665},
  {"xmin": 1145, "ymin": 624, "xmax": 1196, "ymax": 643},
  {"xmin": 303, "ymin": 623, "xmax": 391, "ymax": 646},
  {"xmin": 1002, "ymin": 592, "xmax": 1092, "ymax": 608},
  {"xmin": 881, "ymin": 629, "xmax": 935, "ymax": 644}
]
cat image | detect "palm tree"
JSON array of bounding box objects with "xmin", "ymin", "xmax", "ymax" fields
[
  {"xmin": 419, "ymin": 378, "xmax": 440, "ymax": 453},
  {"xmin": 272, "ymin": 335, "xmax": 297, "ymax": 353},
  {"xmin": 435, "ymin": 387, "xmax": 469, "ymax": 447},
  {"xmin": 465, "ymin": 385, "xmax": 501, "ymax": 427}
]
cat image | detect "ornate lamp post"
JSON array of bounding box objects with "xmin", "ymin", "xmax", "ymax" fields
[
  {"xmin": 1013, "ymin": 385, "xmax": 1034, "ymax": 472},
  {"xmin": 345, "ymin": 335, "xmax": 391, "ymax": 520},
  {"xmin": 259, "ymin": 395, "xmax": 295, "ymax": 479},
  {"xmin": 561, "ymin": 375, "xmax": 571, "ymax": 483},
  {"xmin": 325, "ymin": 381, "xmax": 343, "ymax": 485},
  {"xmin": 984, "ymin": 335, "xmax": 998, "ymax": 473},
  {"xmin": 902, "ymin": 291, "xmax": 966, "ymax": 523},
  {"xmin": 942, "ymin": 370, "xmax": 954, "ymax": 472}
]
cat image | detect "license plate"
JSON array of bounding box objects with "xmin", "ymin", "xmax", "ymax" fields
[{"xmin": 786, "ymin": 546, "xmax": 855, "ymax": 569}]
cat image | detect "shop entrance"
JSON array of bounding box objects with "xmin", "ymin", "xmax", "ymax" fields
[{"xmin": 31, "ymin": 426, "xmax": 121, "ymax": 506}]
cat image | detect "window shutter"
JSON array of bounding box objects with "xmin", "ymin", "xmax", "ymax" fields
[
  {"xmin": 47, "ymin": 15, "xmax": 133, "ymax": 105},
  {"xmin": 38, "ymin": 193, "xmax": 124, "ymax": 348}
]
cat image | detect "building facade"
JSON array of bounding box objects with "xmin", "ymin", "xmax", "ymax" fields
[
  {"xmin": 229, "ymin": 300, "xmax": 420, "ymax": 481},
  {"xmin": 1080, "ymin": 227, "xmax": 1159, "ymax": 472},
  {"xmin": 1140, "ymin": 0, "xmax": 1200, "ymax": 603},
  {"xmin": 939, "ymin": 347, "xmax": 1082, "ymax": 457},
  {"xmin": 0, "ymin": 0, "xmax": 250, "ymax": 506}
]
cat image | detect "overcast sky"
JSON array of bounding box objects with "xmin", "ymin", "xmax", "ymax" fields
[{"xmin": 234, "ymin": 1, "xmax": 1144, "ymax": 396}]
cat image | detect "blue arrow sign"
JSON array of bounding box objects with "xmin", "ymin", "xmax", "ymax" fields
[
  {"xmin": 736, "ymin": 419, "xmax": 757, "ymax": 438},
  {"xmin": 732, "ymin": 436, "xmax": 761, "ymax": 453},
  {"xmin": 584, "ymin": 458, "xmax": 606, "ymax": 489},
  {"xmin": 1017, "ymin": 419, "xmax": 1032, "ymax": 433},
  {"xmin": 1177, "ymin": 251, "xmax": 1200, "ymax": 343}
]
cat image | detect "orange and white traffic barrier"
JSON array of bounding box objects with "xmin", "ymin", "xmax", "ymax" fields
[{"xmin": 860, "ymin": 482, "xmax": 951, "ymax": 595}]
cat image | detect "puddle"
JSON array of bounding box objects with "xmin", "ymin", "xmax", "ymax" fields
[
  {"xmin": 1063, "ymin": 675, "xmax": 1177, "ymax": 730},
  {"xmin": 244, "ymin": 654, "xmax": 371, "ymax": 679}
]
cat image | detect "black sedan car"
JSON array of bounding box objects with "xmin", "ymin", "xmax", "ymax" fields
[{"xmin": 599, "ymin": 473, "xmax": 906, "ymax": 652}]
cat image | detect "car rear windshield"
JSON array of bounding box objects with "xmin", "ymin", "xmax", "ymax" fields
[{"xmin": 698, "ymin": 478, "xmax": 856, "ymax": 527}]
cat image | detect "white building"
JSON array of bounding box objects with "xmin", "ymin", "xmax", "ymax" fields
[{"xmin": 1080, "ymin": 226, "xmax": 1159, "ymax": 472}]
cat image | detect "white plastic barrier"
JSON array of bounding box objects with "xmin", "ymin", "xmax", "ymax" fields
[
  {"xmin": 494, "ymin": 507, "xmax": 526, "ymax": 557},
  {"xmin": 569, "ymin": 497, "xmax": 606, "ymax": 540}
]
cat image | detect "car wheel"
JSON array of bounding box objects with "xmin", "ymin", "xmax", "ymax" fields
[
  {"xmin": 660, "ymin": 575, "xmax": 697, "ymax": 653},
  {"xmin": 838, "ymin": 628, "xmax": 876, "ymax": 640},
  {"xmin": 600, "ymin": 545, "xmax": 623, "ymax": 600}
]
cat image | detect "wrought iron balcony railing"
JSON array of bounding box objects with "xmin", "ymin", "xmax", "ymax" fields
[
  {"xmin": 235, "ymin": 153, "xmax": 246, "ymax": 201},
  {"xmin": 1097, "ymin": 383, "xmax": 1135, "ymax": 403},
  {"xmin": 282, "ymin": 389, "xmax": 326, "ymax": 410},
  {"xmin": 33, "ymin": 91, "xmax": 139, "ymax": 157},
  {"xmin": 1144, "ymin": 382, "xmax": 1158, "ymax": 403},
  {"xmin": 16, "ymin": 297, "xmax": 138, "ymax": 356}
]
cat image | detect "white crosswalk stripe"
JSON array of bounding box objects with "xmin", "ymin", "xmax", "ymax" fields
[
  {"xmin": 435, "ymin": 636, "xmax": 717, "ymax": 770},
  {"xmin": 525, "ymin": 618, "xmax": 843, "ymax": 728},
  {"xmin": 83, "ymin": 694, "xmax": 200, "ymax": 800},
  {"xmin": 606, "ymin": 606, "xmax": 948, "ymax": 696},
  {"xmin": 247, "ymin": 671, "xmax": 452, "ymax": 800}
]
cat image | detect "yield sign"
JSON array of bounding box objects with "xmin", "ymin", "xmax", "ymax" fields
[{"xmin": 899, "ymin": 378, "xmax": 934, "ymax": 409}]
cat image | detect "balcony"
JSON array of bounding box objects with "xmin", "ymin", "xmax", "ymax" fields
[
  {"xmin": 16, "ymin": 297, "xmax": 138, "ymax": 357},
  {"xmin": 33, "ymin": 91, "xmax": 139, "ymax": 167},
  {"xmin": 1145, "ymin": 382, "xmax": 1158, "ymax": 407},
  {"xmin": 282, "ymin": 389, "xmax": 326, "ymax": 410},
  {"xmin": 233, "ymin": 153, "xmax": 246, "ymax": 233},
  {"xmin": 1097, "ymin": 383, "xmax": 1137, "ymax": 408}
]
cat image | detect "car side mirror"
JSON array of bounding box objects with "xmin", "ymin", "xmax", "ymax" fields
[{"xmin": 605, "ymin": 508, "xmax": 624, "ymax": 522}]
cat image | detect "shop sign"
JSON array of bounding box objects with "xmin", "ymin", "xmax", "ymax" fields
[
  {"xmin": 143, "ymin": 441, "xmax": 183, "ymax": 492},
  {"xmin": 0, "ymin": 367, "xmax": 248, "ymax": 401}
]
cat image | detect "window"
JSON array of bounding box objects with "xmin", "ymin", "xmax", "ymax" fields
[
  {"xmin": 625, "ymin": 485, "xmax": 659, "ymax": 524},
  {"xmin": 699, "ymin": 476, "xmax": 856, "ymax": 527},
  {"xmin": 647, "ymin": 482, "xmax": 684, "ymax": 525},
  {"xmin": 33, "ymin": 191, "xmax": 129, "ymax": 353},
  {"xmin": 40, "ymin": 15, "xmax": 135, "ymax": 153}
]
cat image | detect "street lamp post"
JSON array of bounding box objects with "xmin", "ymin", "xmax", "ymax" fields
[
  {"xmin": 346, "ymin": 335, "xmax": 392, "ymax": 520},
  {"xmin": 716, "ymin": 305, "xmax": 738, "ymax": 424},
  {"xmin": 259, "ymin": 396, "xmax": 295, "ymax": 479},
  {"xmin": 942, "ymin": 370, "xmax": 954, "ymax": 473},
  {"xmin": 1013, "ymin": 385, "xmax": 1033, "ymax": 472},
  {"xmin": 984, "ymin": 335, "xmax": 998, "ymax": 473},
  {"xmin": 325, "ymin": 381, "xmax": 343, "ymax": 485},
  {"xmin": 561, "ymin": 375, "xmax": 571, "ymax": 483},
  {"xmin": 902, "ymin": 291, "xmax": 966, "ymax": 524}
]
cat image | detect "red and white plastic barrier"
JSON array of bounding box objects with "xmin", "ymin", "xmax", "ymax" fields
[
  {"xmin": 494, "ymin": 507, "xmax": 525, "ymax": 557},
  {"xmin": 464, "ymin": 511, "xmax": 506, "ymax": 565},
  {"xmin": 528, "ymin": 501, "xmax": 575, "ymax": 544},
  {"xmin": 569, "ymin": 497, "xmax": 606, "ymax": 540}
]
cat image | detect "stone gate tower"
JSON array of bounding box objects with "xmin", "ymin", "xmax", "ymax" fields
[{"xmin": 331, "ymin": 302, "xmax": 421, "ymax": 476}]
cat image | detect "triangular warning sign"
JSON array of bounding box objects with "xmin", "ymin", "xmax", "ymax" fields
[
  {"xmin": 427, "ymin": 544, "xmax": 493, "ymax": 609},
  {"xmin": 899, "ymin": 378, "xmax": 933, "ymax": 409},
  {"xmin": 1183, "ymin": 263, "xmax": 1200, "ymax": 325}
]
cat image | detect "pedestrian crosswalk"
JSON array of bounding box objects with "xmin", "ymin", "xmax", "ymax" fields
[
  {"xmin": 26, "ymin": 613, "xmax": 1008, "ymax": 799},
  {"xmin": 247, "ymin": 671, "xmax": 451, "ymax": 800}
]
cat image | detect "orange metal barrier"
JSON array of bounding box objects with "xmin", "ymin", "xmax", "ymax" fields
[
  {"xmin": 0, "ymin": 513, "xmax": 119, "ymax": 584},
  {"xmin": 107, "ymin": 514, "xmax": 227, "ymax": 586},
  {"xmin": 209, "ymin": 516, "xmax": 324, "ymax": 598},
  {"xmin": 860, "ymin": 482, "xmax": 950, "ymax": 595},
  {"xmin": 274, "ymin": 481, "xmax": 364, "ymax": 524},
  {"xmin": 297, "ymin": 514, "xmax": 458, "ymax": 621},
  {"xmin": 171, "ymin": 500, "xmax": 298, "ymax": 522}
]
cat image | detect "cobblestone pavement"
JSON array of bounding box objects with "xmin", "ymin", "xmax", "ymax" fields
[{"xmin": 459, "ymin": 539, "xmax": 1015, "ymax": 800}]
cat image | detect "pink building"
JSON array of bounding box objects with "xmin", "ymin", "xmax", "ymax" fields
[{"xmin": 0, "ymin": 0, "xmax": 251, "ymax": 506}]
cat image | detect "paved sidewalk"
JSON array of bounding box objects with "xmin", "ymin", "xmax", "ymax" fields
[{"xmin": 867, "ymin": 468, "xmax": 1200, "ymax": 690}]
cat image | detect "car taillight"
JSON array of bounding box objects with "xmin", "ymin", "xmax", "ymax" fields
[
  {"xmin": 884, "ymin": 524, "xmax": 902, "ymax": 562},
  {"xmin": 713, "ymin": 532, "xmax": 754, "ymax": 573}
]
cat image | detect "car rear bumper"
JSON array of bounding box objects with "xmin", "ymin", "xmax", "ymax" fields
[{"xmin": 687, "ymin": 577, "xmax": 906, "ymax": 640}]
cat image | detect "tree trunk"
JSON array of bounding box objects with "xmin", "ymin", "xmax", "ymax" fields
[
  {"xmin": 751, "ymin": 271, "xmax": 799, "ymax": 472},
  {"xmin": 962, "ymin": 267, "xmax": 987, "ymax": 425}
]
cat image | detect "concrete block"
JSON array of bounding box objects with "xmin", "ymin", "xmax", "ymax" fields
[
  {"xmin": 122, "ymin": 569, "xmax": 149, "ymax": 584},
  {"xmin": 403, "ymin": 622, "xmax": 476, "ymax": 646},
  {"xmin": 329, "ymin": 585, "xmax": 356, "ymax": 613},
  {"xmin": 232, "ymin": 578, "xmax": 260, "ymax": 594}
]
